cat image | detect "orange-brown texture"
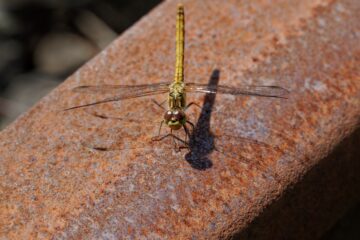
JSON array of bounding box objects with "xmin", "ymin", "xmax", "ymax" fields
[{"xmin": 0, "ymin": 0, "xmax": 359, "ymax": 239}]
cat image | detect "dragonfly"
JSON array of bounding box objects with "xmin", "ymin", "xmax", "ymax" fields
[{"xmin": 66, "ymin": 5, "xmax": 288, "ymax": 153}]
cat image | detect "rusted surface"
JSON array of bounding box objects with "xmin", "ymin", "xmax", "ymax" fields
[{"xmin": 0, "ymin": 0, "xmax": 359, "ymax": 239}]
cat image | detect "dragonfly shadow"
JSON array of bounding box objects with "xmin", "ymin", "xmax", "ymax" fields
[{"xmin": 185, "ymin": 69, "xmax": 220, "ymax": 170}]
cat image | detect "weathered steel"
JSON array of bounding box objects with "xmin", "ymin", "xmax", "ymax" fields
[{"xmin": 0, "ymin": 0, "xmax": 359, "ymax": 239}]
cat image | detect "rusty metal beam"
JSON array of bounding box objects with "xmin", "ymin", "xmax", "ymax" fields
[{"xmin": 0, "ymin": 0, "xmax": 359, "ymax": 239}]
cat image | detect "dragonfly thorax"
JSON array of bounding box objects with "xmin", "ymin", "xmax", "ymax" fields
[
  {"xmin": 168, "ymin": 82, "xmax": 186, "ymax": 109},
  {"xmin": 164, "ymin": 109, "xmax": 186, "ymax": 130}
]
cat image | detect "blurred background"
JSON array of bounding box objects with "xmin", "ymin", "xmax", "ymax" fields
[
  {"xmin": 0, "ymin": 0, "xmax": 358, "ymax": 238},
  {"xmin": 0, "ymin": 0, "xmax": 161, "ymax": 129}
]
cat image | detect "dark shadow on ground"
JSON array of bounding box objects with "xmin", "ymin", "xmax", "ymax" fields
[{"xmin": 185, "ymin": 69, "xmax": 220, "ymax": 170}]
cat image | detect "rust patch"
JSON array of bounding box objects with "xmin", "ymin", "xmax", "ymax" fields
[{"xmin": 0, "ymin": 0, "xmax": 359, "ymax": 239}]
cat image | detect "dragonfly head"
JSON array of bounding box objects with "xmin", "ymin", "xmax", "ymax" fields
[{"xmin": 164, "ymin": 109, "xmax": 186, "ymax": 130}]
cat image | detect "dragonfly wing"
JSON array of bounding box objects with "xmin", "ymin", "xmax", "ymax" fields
[
  {"xmin": 73, "ymin": 82, "xmax": 171, "ymax": 94},
  {"xmin": 66, "ymin": 82, "xmax": 170, "ymax": 110},
  {"xmin": 186, "ymin": 82, "xmax": 289, "ymax": 98}
]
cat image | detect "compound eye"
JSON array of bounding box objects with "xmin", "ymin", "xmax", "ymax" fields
[
  {"xmin": 173, "ymin": 111, "xmax": 185, "ymax": 121},
  {"xmin": 164, "ymin": 111, "xmax": 172, "ymax": 121}
]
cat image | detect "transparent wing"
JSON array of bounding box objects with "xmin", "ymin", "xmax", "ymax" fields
[
  {"xmin": 73, "ymin": 82, "xmax": 171, "ymax": 93},
  {"xmin": 185, "ymin": 82, "xmax": 289, "ymax": 98},
  {"xmin": 65, "ymin": 82, "xmax": 170, "ymax": 110}
]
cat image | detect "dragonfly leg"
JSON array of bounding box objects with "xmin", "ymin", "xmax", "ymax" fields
[
  {"xmin": 183, "ymin": 126, "xmax": 187, "ymax": 145},
  {"xmin": 152, "ymin": 133, "xmax": 170, "ymax": 142},
  {"xmin": 151, "ymin": 99, "xmax": 167, "ymax": 110},
  {"xmin": 155, "ymin": 120, "xmax": 164, "ymax": 139},
  {"xmin": 185, "ymin": 102, "xmax": 201, "ymax": 111},
  {"xmin": 174, "ymin": 129, "xmax": 190, "ymax": 152},
  {"xmin": 186, "ymin": 120, "xmax": 195, "ymax": 133},
  {"xmin": 182, "ymin": 124, "xmax": 191, "ymax": 147},
  {"xmin": 151, "ymin": 131, "xmax": 187, "ymax": 152},
  {"xmin": 170, "ymin": 129, "xmax": 179, "ymax": 151}
]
